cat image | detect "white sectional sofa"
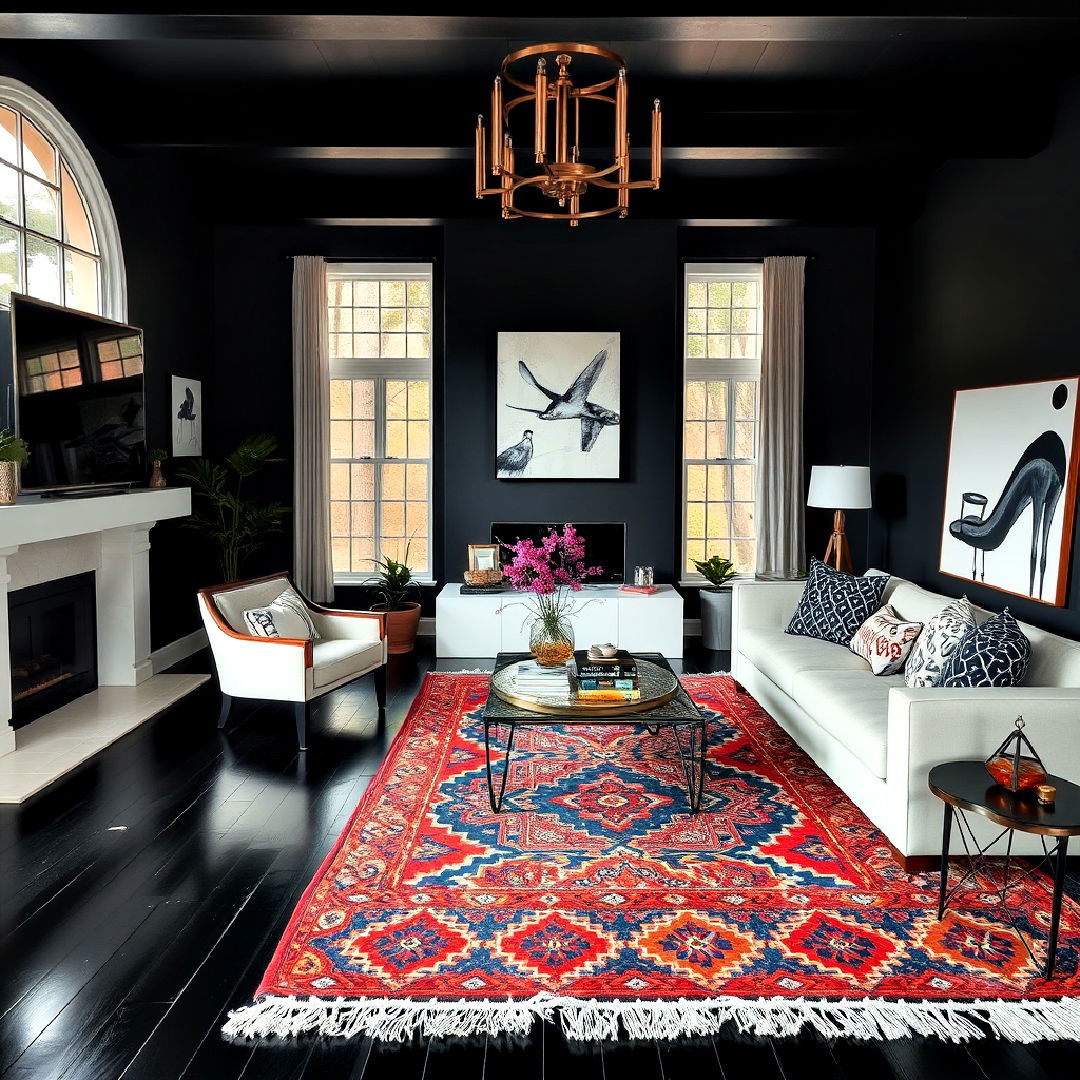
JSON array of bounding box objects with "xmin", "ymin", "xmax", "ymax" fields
[{"xmin": 731, "ymin": 574, "xmax": 1080, "ymax": 867}]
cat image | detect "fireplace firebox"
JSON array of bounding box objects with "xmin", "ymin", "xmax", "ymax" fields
[{"xmin": 8, "ymin": 572, "xmax": 97, "ymax": 728}]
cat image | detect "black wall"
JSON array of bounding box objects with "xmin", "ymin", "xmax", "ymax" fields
[{"xmin": 870, "ymin": 74, "xmax": 1080, "ymax": 637}]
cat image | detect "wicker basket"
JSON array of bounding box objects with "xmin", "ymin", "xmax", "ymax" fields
[{"xmin": 464, "ymin": 569, "xmax": 504, "ymax": 586}]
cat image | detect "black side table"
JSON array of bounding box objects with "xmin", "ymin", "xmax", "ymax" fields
[{"xmin": 929, "ymin": 760, "xmax": 1080, "ymax": 979}]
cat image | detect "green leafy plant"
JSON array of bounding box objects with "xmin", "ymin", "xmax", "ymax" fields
[
  {"xmin": 148, "ymin": 447, "xmax": 169, "ymax": 462},
  {"xmin": 0, "ymin": 429, "xmax": 29, "ymax": 467},
  {"xmin": 693, "ymin": 554, "xmax": 739, "ymax": 590},
  {"xmin": 365, "ymin": 542, "xmax": 416, "ymax": 610},
  {"xmin": 175, "ymin": 434, "xmax": 290, "ymax": 582}
]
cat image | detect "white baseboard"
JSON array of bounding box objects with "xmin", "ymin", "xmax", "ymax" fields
[
  {"xmin": 418, "ymin": 617, "xmax": 436, "ymax": 637},
  {"xmin": 151, "ymin": 628, "xmax": 209, "ymax": 674},
  {"xmin": 684, "ymin": 619, "xmax": 702, "ymax": 638}
]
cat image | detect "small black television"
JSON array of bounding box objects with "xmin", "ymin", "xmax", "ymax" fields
[
  {"xmin": 490, "ymin": 521, "xmax": 627, "ymax": 584},
  {"xmin": 1, "ymin": 294, "xmax": 147, "ymax": 493}
]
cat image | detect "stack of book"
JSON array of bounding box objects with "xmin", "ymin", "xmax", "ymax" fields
[
  {"xmin": 511, "ymin": 659, "xmax": 574, "ymax": 698},
  {"xmin": 576, "ymin": 651, "xmax": 640, "ymax": 702}
]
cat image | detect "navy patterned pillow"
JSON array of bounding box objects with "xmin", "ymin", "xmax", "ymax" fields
[
  {"xmin": 940, "ymin": 609, "xmax": 1031, "ymax": 688},
  {"xmin": 786, "ymin": 558, "xmax": 889, "ymax": 646}
]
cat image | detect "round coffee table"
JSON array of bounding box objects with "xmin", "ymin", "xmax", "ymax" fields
[
  {"xmin": 482, "ymin": 652, "xmax": 707, "ymax": 814},
  {"xmin": 929, "ymin": 760, "xmax": 1080, "ymax": 979}
]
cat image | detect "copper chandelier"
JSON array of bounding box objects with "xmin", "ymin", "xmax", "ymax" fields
[{"xmin": 474, "ymin": 42, "xmax": 662, "ymax": 225}]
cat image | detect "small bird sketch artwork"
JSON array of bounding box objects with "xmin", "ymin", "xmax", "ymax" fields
[
  {"xmin": 496, "ymin": 332, "xmax": 620, "ymax": 479},
  {"xmin": 171, "ymin": 374, "xmax": 203, "ymax": 457}
]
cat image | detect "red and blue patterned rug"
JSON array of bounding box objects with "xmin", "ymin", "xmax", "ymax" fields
[{"xmin": 224, "ymin": 673, "xmax": 1080, "ymax": 1042}]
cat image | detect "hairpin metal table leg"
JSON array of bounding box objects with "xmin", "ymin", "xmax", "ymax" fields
[
  {"xmin": 484, "ymin": 718, "xmax": 515, "ymax": 813},
  {"xmin": 937, "ymin": 803, "xmax": 953, "ymax": 920},
  {"xmin": 1045, "ymin": 835, "xmax": 1069, "ymax": 979}
]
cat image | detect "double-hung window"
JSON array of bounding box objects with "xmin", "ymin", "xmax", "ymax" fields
[
  {"xmin": 682, "ymin": 263, "xmax": 763, "ymax": 579},
  {"xmin": 327, "ymin": 262, "xmax": 433, "ymax": 582}
]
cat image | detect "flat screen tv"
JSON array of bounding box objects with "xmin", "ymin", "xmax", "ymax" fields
[
  {"xmin": 1, "ymin": 294, "xmax": 147, "ymax": 493},
  {"xmin": 490, "ymin": 521, "xmax": 626, "ymax": 584}
]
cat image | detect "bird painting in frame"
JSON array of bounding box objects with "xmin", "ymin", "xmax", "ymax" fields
[{"xmin": 496, "ymin": 429, "xmax": 534, "ymax": 477}]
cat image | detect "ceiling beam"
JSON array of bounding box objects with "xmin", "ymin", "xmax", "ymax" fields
[{"xmin": 0, "ymin": 14, "xmax": 1077, "ymax": 42}]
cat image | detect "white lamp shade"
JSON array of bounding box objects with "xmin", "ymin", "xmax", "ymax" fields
[{"xmin": 807, "ymin": 465, "xmax": 872, "ymax": 510}]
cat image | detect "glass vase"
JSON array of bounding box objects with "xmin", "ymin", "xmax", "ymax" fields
[{"xmin": 529, "ymin": 615, "xmax": 575, "ymax": 668}]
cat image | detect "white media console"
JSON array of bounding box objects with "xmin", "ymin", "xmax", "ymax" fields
[{"xmin": 435, "ymin": 583, "xmax": 684, "ymax": 658}]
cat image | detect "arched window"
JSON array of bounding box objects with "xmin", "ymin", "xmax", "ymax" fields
[{"xmin": 0, "ymin": 77, "xmax": 125, "ymax": 319}]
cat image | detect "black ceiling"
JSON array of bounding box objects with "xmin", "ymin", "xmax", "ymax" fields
[{"xmin": 1, "ymin": 13, "xmax": 1078, "ymax": 225}]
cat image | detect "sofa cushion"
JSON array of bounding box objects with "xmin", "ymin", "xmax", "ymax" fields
[
  {"xmin": 739, "ymin": 627, "xmax": 869, "ymax": 696},
  {"xmin": 850, "ymin": 605, "xmax": 923, "ymax": 676},
  {"xmin": 941, "ymin": 609, "xmax": 1031, "ymax": 688},
  {"xmin": 904, "ymin": 597, "xmax": 977, "ymax": 688},
  {"xmin": 786, "ymin": 558, "xmax": 889, "ymax": 645},
  {"xmin": 789, "ymin": 669, "xmax": 900, "ymax": 779},
  {"xmin": 242, "ymin": 586, "xmax": 320, "ymax": 641},
  {"xmin": 312, "ymin": 639, "xmax": 383, "ymax": 689}
]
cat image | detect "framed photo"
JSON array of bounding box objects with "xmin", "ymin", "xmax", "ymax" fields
[
  {"xmin": 496, "ymin": 331, "xmax": 620, "ymax": 479},
  {"xmin": 939, "ymin": 377, "xmax": 1080, "ymax": 606},
  {"xmin": 171, "ymin": 375, "xmax": 202, "ymax": 457},
  {"xmin": 468, "ymin": 544, "xmax": 500, "ymax": 572}
]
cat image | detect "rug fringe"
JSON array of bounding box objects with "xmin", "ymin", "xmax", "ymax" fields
[{"xmin": 222, "ymin": 993, "xmax": 1080, "ymax": 1044}]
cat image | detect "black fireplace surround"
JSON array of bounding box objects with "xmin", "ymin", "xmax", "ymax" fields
[{"xmin": 9, "ymin": 572, "xmax": 97, "ymax": 728}]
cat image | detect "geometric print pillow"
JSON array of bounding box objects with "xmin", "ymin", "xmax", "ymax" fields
[
  {"xmin": 242, "ymin": 586, "xmax": 320, "ymax": 641},
  {"xmin": 939, "ymin": 608, "xmax": 1031, "ymax": 688},
  {"xmin": 849, "ymin": 605, "xmax": 924, "ymax": 676},
  {"xmin": 904, "ymin": 596, "xmax": 977, "ymax": 688},
  {"xmin": 786, "ymin": 557, "xmax": 889, "ymax": 646}
]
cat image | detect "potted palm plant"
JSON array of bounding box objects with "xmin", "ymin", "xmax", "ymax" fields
[
  {"xmin": 694, "ymin": 554, "xmax": 739, "ymax": 651},
  {"xmin": 0, "ymin": 429, "xmax": 29, "ymax": 506},
  {"xmin": 366, "ymin": 545, "xmax": 421, "ymax": 654}
]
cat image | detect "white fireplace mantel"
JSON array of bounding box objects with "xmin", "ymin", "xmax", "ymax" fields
[{"xmin": 0, "ymin": 488, "xmax": 193, "ymax": 761}]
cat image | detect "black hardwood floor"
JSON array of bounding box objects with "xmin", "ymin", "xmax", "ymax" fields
[{"xmin": 0, "ymin": 640, "xmax": 1076, "ymax": 1079}]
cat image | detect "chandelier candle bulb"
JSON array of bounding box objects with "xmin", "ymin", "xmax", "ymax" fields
[
  {"xmin": 474, "ymin": 116, "xmax": 486, "ymax": 197},
  {"xmin": 501, "ymin": 134, "xmax": 513, "ymax": 216},
  {"xmin": 651, "ymin": 99, "xmax": 662, "ymax": 185},
  {"xmin": 490, "ymin": 76, "xmax": 503, "ymax": 175},
  {"xmin": 534, "ymin": 59, "xmax": 548, "ymax": 162}
]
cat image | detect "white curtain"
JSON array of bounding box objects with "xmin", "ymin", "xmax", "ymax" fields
[
  {"xmin": 291, "ymin": 256, "xmax": 334, "ymax": 603},
  {"xmin": 755, "ymin": 255, "xmax": 806, "ymax": 580}
]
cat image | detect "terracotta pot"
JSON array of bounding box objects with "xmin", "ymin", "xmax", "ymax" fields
[
  {"xmin": 148, "ymin": 461, "xmax": 167, "ymax": 489},
  {"xmin": 372, "ymin": 601, "xmax": 421, "ymax": 654},
  {"xmin": 0, "ymin": 460, "xmax": 18, "ymax": 505}
]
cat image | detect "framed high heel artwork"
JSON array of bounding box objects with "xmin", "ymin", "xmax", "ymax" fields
[{"xmin": 939, "ymin": 377, "xmax": 1080, "ymax": 606}]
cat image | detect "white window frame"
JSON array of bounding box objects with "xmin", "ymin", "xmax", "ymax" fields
[
  {"xmin": 328, "ymin": 261, "xmax": 434, "ymax": 584},
  {"xmin": 680, "ymin": 261, "xmax": 763, "ymax": 585},
  {"xmin": 0, "ymin": 77, "xmax": 126, "ymax": 320}
]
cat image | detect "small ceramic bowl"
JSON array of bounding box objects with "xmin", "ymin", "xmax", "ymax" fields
[{"xmin": 593, "ymin": 643, "xmax": 618, "ymax": 658}]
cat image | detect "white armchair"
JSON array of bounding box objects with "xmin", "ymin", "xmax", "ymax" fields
[{"xmin": 197, "ymin": 573, "xmax": 387, "ymax": 750}]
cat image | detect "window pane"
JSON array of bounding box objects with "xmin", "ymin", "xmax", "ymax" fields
[
  {"xmin": 686, "ymin": 502, "xmax": 705, "ymax": 539},
  {"xmin": 686, "ymin": 539, "xmax": 706, "ymax": 575},
  {"xmin": 351, "ymin": 537, "xmax": 375, "ymax": 570},
  {"xmin": 707, "ymin": 281, "xmax": 730, "ymax": 306},
  {"xmin": 352, "ymin": 378, "xmax": 375, "ymax": 419},
  {"xmin": 686, "ymin": 308, "xmax": 706, "ymax": 333},
  {"xmin": 733, "ymin": 503, "xmax": 755, "ymax": 537},
  {"xmin": 406, "ymin": 280, "xmax": 429, "ymax": 306},
  {"xmin": 330, "ymin": 379, "xmax": 351, "ymax": 419},
  {"xmin": 707, "ymin": 308, "xmax": 730, "ymax": 333},
  {"xmin": 731, "ymin": 308, "xmax": 757, "ymax": 333},
  {"xmin": 328, "ymin": 279, "xmax": 351, "ymax": 305},
  {"xmin": 24, "ymin": 175, "xmax": 59, "ymax": 238},
  {"xmin": 329, "ymin": 306, "xmax": 352, "ymax": 333},
  {"xmin": 407, "ymin": 420, "xmax": 429, "ymax": 458},
  {"xmin": 686, "ymin": 464, "xmax": 706, "ymax": 501},
  {"xmin": 0, "ymin": 163, "xmax": 18, "ymax": 223},
  {"xmin": 406, "ymin": 306, "xmax": 429, "ymax": 332},
  {"xmin": 406, "ymin": 501, "xmax": 428, "ymax": 538},
  {"xmin": 684, "ymin": 420, "xmax": 705, "ymax": 459},
  {"xmin": 686, "ymin": 334, "xmax": 705, "ymax": 358},
  {"xmin": 731, "ymin": 334, "xmax": 756, "ymax": 358},
  {"xmin": 406, "ymin": 332, "xmax": 429, "ymax": 358},
  {"xmin": 381, "ymin": 307, "xmax": 404, "ymax": 332},
  {"xmin": 0, "ymin": 107, "xmax": 16, "ymax": 165},
  {"xmin": 330, "ymin": 501, "xmax": 349, "ymax": 535},
  {"xmin": 352, "ymin": 420, "xmax": 374, "ymax": 457},
  {"xmin": 382, "ymin": 500, "xmax": 405, "ymax": 536},
  {"xmin": 706, "ymin": 421, "xmax": 727, "ymax": 459},
  {"xmin": 332, "ymin": 537, "xmax": 350, "ymax": 574},
  {"xmin": 706, "ymin": 382, "xmax": 727, "ymax": 420},
  {"xmin": 63, "ymin": 248, "xmax": 99, "ymax": 314},
  {"xmin": 707, "ymin": 464, "xmax": 729, "ymax": 500},
  {"xmin": 357, "ymin": 333, "xmax": 379, "ymax": 358},
  {"xmin": 706, "ymin": 334, "xmax": 730, "ymax": 359},
  {"xmin": 408, "ymin": 380, "xmax": 429, "ymax": 419},
  {"xmin": 687, "ymin": 281, "xmax": 706, "ymax": 306},
  {"xmin": 355, "ymin": 307, "xmax": 378, "ymax": 332},
  {"xmin": 734, "ymin": 420, "xmax": 755, "ymax": 458},
  {"xmin": 381, "ymin": 280, "xmax": 405, "ymax": 306},
  {"xmin": 61, "ymin": 163, "xmax": 96, "ymax": 253},
  {"xmin": 385, "ymin": 380, "xmax": 407, "ymax": 419},
  {"xmin": 330, "ymin": 463, "xmax": 349, "ymax": 499},
  {"xmin": 0, "ymin": 224, "xmax": 20, "ymax": 306},
  {"xmin": 25, "ymin": 235, "xmax": 60, "ymax": 302},
  {"xmin": 329, "ymin": 333, "xmax": 351, "ymax": 359},
  {"xmin": 732, "ymin": 281, "xmax": 758, "ymax": 307},
  {"xmin": 355, "ymin": 280, "xmax": 379, "ymax": 305},
  {"xmin": 381, "ymin": 332, "xmax": 406, "ymax": 358},
  {"xmin": 386, "ymin": 419, "xmax": 407, "ymax": 457},
  {"xmin": 733, "ymin": 539, "xmax": 756, "ymax": 574},
  {"xmin": 351, "ymin": 501, "xmax": 374, "ymax": 538},
  {"xmin": 734, "ymin": 381, "xmax": 756, "ymax": 419},
  {"xmin": 351, "ymin": 463, "xmax": 375, "ymax": 500},
  {"xmin": 330, "ymin": 420, "xmax": 351, "ymax": 458},
  {"xmin": 733, "ymin": 464, "xmax": 754, "ymax": 501},
  {"xmin": 22, "ymin": 119, "xmax": 56, "ymax": 183},
  {"xmin": 408, "ymin": 539, "xmax": 429, "ymax": 575},
  {"xmin": 685, "ymin": 381, "xmax": 705, "ymax": 421},
  {"xmin": 707, "ymin": 503, "xmax": 729, "ymax": 540},
  {"xmin": 381, "ymin": 463, "xmax": 405, "ymax": 500},
  {"xmin": 406, "ymin": 464, "xmax": 427, "ymax": 500}
]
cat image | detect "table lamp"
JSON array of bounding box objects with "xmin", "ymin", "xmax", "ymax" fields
[{"xmin": 807, "ymin": 465, "xmax": 872, "ymax": 573}]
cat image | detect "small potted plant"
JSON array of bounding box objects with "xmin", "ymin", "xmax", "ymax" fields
[
  {"xmin": 694, "ymin": 554, "xmax": 739, "ymax": 651},
  {"xmin": 366, "ymin": 544, "xmax": 421, "ymax": 654},
  {"xmin": 148, "ymin": 447, "xmax": 169, "ymax": 489},
  {"xmin": 0, "ymin": 429, "xmax": 29, "ymax": 506}
]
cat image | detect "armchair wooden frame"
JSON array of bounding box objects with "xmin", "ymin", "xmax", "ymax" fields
[{"xmin": 198, "ymin": 572, "xmax": 387, "ymax": 750}]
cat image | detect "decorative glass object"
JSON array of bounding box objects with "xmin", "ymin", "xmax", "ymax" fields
[
  {"xmin": 985, "ymin": 715, "xmax": 1047, "ymax": 792},
  {"xmin": 634, "ymin": 565, "xmax": 655, "ymax": 586},
  {"xmin": 529, "ymin": 614, "xmax": 575, "ymax": 668}
]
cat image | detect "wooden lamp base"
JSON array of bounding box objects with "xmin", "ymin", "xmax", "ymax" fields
[{"xmin": 823, "ymin": 508, "xmax": 854, "ymax": 573}]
